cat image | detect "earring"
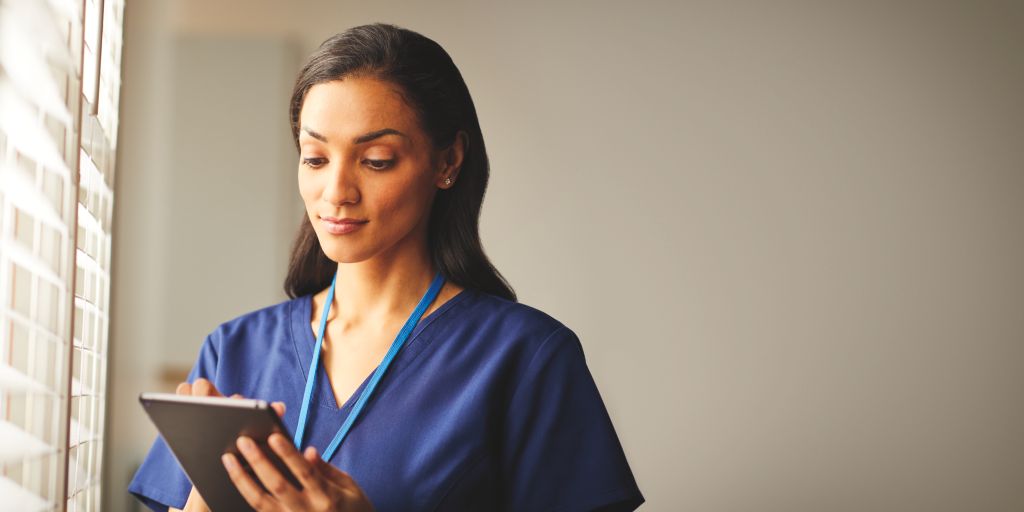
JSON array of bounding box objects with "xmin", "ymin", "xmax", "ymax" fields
[{"xmin": 444, "ymin": 177, "xmax": 453, "ymax": 186}]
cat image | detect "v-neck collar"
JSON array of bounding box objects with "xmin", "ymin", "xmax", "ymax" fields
[{"xmin": 288, "ymin": 287, "xmax": 472, "ymax": 411}]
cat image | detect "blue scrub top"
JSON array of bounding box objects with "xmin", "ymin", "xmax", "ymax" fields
[{"xmin": 128, "ymin": 288, "xmax": 644, "ymax": 511}]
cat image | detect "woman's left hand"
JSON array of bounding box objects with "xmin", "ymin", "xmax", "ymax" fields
[{"xmin": 222, "ymin": 433, "xmax": 376, "ymax": 512}]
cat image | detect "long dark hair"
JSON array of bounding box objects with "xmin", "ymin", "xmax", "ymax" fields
[{"xmin": 284, "ymin": 23, "xmax": 515, "ymax": 302}]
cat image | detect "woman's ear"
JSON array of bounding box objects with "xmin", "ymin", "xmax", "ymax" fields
[{"xmin": 438, "ymin": 130, "xmax": 468, "ymax": 189}]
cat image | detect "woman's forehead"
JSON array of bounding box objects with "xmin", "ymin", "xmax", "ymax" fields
[{"xmin": 299, "ymin": 78, "xmax": 419, "ymax": 142}]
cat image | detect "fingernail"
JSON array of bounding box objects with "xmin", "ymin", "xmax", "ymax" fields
[
  {"xmin": 222, "ymin": 453, "xmax": 237, "ymax": 470},
  {"xmin": 268, "ymin": 433, "xmax": 282, "ymax": 449},
  {"xmin": 237, "ymin": 436, "xmax": 255, "ymax": 454}
]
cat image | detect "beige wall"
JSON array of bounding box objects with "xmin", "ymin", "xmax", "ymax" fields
[{"xmin": 106, "ymin": 1, "xmax": 1024, "ymax": 510}]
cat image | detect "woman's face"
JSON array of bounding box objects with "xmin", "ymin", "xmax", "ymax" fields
[{"xmin": 297, "ymin": 77, "xmax": 456, "ymax": 264}]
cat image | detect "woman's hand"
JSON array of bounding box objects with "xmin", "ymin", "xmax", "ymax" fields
[
  {"xmin": 222, "ymin": 432, "xmax": 375, "ymax": 512},
  {"xmin": 169, "ymin": 378, "xmax": 288, "ymax": 512}
]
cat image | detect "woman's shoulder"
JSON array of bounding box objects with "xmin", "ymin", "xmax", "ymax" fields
[
  {"xmin": 455, "ymin": 288, "xmax": 579, "ymax": 353},
  {"xmin": 461, "ymin": 287, "xmax": 564, "ymax": 325},
  {"xmin": 180, "ymin": 296, "xmax": 309, "ymax": 387}
]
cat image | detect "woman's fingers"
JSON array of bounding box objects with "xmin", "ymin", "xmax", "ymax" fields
[
  {"xmin": 175, "ymin": 378, "xmax": 232, "ymax": 398},
  {"xmin": 192, "ymin": 378, "xmax": 222, "ymax": 397},
  {"xmin": 307, "ymin": 448, "xmax": 358, "ymax": 489},
  {"xmin": 303, "ymin": 446, "xmax": 319, "ymax": 464},
  {"xmin": 221, "ymin": 452, "xmax": 279, "ymax": 511},
  {"xmin": 300, "ymin": 448, "xmax": 376, "ymax": 511},
  {"xmin": 271, "ymin": 401, "xmax": 286, "ymax": 417},
  {"xmin": 174, "ymin": 378, "xmax": 214, "ymax": 397},
  {"xmin": 234, "ymin": 436, "xmax": 307, "ymax": 510},
  {"xmin": 267, "ymin": 433, "xmax": 328, "ymax": 499}
]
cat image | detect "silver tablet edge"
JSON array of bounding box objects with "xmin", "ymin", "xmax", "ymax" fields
[{"xmin": 139, "ymin": 392, "xmax": 268, "ymax": 409}]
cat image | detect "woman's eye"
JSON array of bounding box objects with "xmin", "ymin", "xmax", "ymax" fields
[
  {"xmin": 364, "ymin": 159, "xmax": 394, "ymax": 171},
  {"xmin": 301, "ymin": 157, "xmax": 326, "ymax": 169}
]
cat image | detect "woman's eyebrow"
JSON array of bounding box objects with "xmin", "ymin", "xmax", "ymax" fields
[
  {"xmin": 354, "ymin": 128, "xmax": 408, "ymax": 144},
  {"xmin": 301, "ymin": 126, "xmax": 408, "ymax": 144},
  {"xmin": 301, "ymin": 126, "xmax": 329, "ymax": 142}
]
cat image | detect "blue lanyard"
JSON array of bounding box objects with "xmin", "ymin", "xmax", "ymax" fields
[{"xmin": 292, "ymin": 270, "xmax": 446, "ymax": 462}]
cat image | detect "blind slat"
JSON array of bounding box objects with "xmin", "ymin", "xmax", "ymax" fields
[
  {"xmin": 75, "ymin": 248, "xmax": 106, "ymax": 279},
  {"xmin": 0, "ymin": 419, "xmax": 55, "ymax": 463},
  {"xmin": 66, "ymin": 450, "xmax": 94, "ymax": 496},
  {"xmin": 0, "ymin": 0, "xmax": 75, "ymax": 124},
  {"xmin": 76, "ymin": 203, "xmax": 103, "ymax": 234},
  {"xmin": 0, "ymin": 163, "xmax": 70, "ymax": 233},
  {"xmin": 0, "ymin": 362, "xmax": 51, "ymax": 394},
  {"xmin": 78, "ymin": 149, "xmax": 112, "ymax": 196},
  {"xmin": 67, "ymin": 418, "xmax": 94, "ymax": 447},
  {"xmin": 0, "ymin": 475, "xmax": 51, "ymax": 512},
  {"xmin": 0, "ymin": 82, "xmax": 72, "ymax": 175},
  {"xmin": 0, "ymin": 239, "xmax": 65, "ymax": 288},
  {"xmin": 71, "ymin": 376, "xmax": 93, "ymax": 396}
]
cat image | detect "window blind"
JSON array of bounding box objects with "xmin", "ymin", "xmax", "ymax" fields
[{"xmin": 0, "ymin": 0, "xmax": 124, "ymax": 510}]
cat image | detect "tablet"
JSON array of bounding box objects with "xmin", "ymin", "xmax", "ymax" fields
[{"xmin": 139, "ymin": 392, "xmax": 301, "ymax": 511}]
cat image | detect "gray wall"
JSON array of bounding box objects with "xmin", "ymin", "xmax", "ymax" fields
[
  {"xmin": 162, "ymin": 35, "xmax": 299, "ymax": 368},
  {"xmin": 106, "ymin": 1, "xmax": 1024, "ymax": 510}
]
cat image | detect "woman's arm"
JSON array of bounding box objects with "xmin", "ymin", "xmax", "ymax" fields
[{"xmin": 169, "ymin": 486, "xmax": 209, "ymax": 512}]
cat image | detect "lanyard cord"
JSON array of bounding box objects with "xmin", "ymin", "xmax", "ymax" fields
[{"xmin": 292, "ymin": 270, "xmax": 446, "ymax": 462}]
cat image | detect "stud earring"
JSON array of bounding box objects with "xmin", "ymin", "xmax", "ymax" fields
[{"xmin": 444, "ymin": 177, "xmax": 453, "ymax": 186}]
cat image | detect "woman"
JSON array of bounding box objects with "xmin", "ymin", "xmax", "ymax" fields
[{"xmin": 129, "ymin": 23, "xmax": 644, "ymax": 512}]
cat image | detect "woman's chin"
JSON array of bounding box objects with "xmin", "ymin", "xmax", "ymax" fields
[{"xmin": 318, "ymin": 243, "xmax": 375, "ymax": 265}]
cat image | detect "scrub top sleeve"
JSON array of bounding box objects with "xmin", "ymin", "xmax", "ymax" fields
[
  {"xmin": 501, "ymin": 326, "xmax": 644, "ymax": 512},
  {"xmin": 127, "ymin": 333, "xmax": 220, "ymax": 512}
]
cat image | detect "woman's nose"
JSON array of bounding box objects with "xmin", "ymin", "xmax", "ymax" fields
[{"xmin": 321, "ymin": 160, "xmax": 360, "ymax": 206}]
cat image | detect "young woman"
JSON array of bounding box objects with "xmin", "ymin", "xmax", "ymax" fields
[{"xmin": 129, "ymin": 23, "xmax": 644, "ymax": 512}]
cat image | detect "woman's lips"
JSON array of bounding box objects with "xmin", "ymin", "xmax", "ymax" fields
[{"xmin": 320, "ymin": 216, "xmax": 368, "ymax": 235}]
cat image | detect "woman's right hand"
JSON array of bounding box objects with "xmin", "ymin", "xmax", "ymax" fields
[{"xmin": 169, "ymin": 378, "xmax": 286, "ymax": 512}]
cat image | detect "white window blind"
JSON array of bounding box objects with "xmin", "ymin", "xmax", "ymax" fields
[{"xmin": 0, "ymin": 0, "xmax": 124, "ymax": 510}]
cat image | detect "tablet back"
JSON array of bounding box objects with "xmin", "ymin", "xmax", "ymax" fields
[{"xmin": 139, "ymin": 393, "xmax": 299, "ymax": 511}]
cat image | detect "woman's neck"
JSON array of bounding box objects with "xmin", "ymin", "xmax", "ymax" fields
[{"xmin": 326, "ymin": 236, "xmax": 438, "ymax": 329}]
